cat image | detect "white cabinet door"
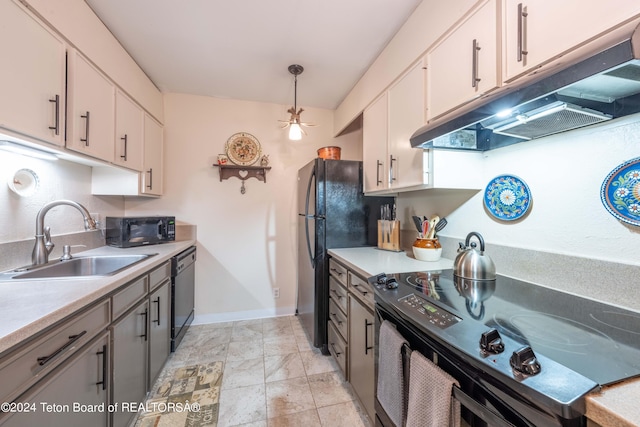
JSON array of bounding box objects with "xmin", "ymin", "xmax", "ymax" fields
[
  {"xmin": 114, "ymin": 91, "xmax": 144, "ymax": 171},
  {"xmin": 388, "ymin": 59, "xmax": 428, "ymax": 190},
  {"xmin": 362, "ymin": 93, "xmax": 389, "ymax": 193},
  {"xmin": 141, "ymin": 113, "xmax": 164, "ymax": 196},
  {"xmin": 0, "ymin": 0, "xmax": 65, "ymax": 146},
  {"xmin": 67, "ymin": 51, "xmax": 115, "ymax": 162},
  {"xmin": 503, "ymin": 0, "xmax": 640, "ymax": 82},
  {"xmin": 429, "ymin": 0, "xmax": 499, "ymax": 119}
]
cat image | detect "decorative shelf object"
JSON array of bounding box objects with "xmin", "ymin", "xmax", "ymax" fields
[{"xmin": 212, "ymin": 164, "xmax": 271, "ymax": 194}]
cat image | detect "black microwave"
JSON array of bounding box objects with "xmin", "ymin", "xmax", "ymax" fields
[{"xmin": 105, "ymin": 216, "xmax": 176, "ymax": 247}]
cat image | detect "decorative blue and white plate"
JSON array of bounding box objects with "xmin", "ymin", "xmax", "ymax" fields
[
  {"xmin": 484, "ymin": 174, "xmax": 532, "ymax": 221},
  {"xmin": 600, "ymin": 157, "xmax": 640, "ymax": 226}
]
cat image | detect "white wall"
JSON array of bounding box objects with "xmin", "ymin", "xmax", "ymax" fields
[
  {"xmin": 0, "ymin": 153, "xmax": 124, "ymax": 243},
  {"xmin": 125, "ymin": 93, "xmax": 362, "ymax": 323},
  {"xmin": 398, "ymin": 113, "xmax": 640, "ymax": 266}
]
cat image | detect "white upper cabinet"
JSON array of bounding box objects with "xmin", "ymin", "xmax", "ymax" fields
[
  {"xmin": 141, "ymin": 114, "xmax": 164, "ymax": 196},
  {"xmin": 503, "ymin": 0, "xmax": 640, "ymax": 82},
  {"xmin": 428, "ymin": 0, "xmax": 499, "ymax": 119},
  {"xmin": 387, "ymin": 59, "xmax": 428, "ymax": 191},
  {"xmin": 114, "ymin": 90, "xmax": 144, "ymax": 172},
  {"xmin": 66, "ymin": 51, "xmax": 115, "ymax": 162},
  {"xmin": 0, "ymin": 0, "xmax": 65, "ymax": 146},
  {"xmin": 363, "ymin": 59, "xmax": 430, "ymax": 195},
  {"xmin": 362, "ymin": 93, "xmax": 389, "ymax": 193}
]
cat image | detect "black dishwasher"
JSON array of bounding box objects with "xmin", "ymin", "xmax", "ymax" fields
[{"xmin": 171, "ymin": 246, "xmax": 196, "ymax": 351}]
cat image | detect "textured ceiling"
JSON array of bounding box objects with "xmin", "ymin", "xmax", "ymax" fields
[{"xmin": 85, "ymin": 0, "xmax": 422, "ymax": 110}]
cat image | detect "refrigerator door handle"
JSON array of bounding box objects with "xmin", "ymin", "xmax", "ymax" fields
[{"xmin": 304, "ymin": 166, "xmax": 316, "ymax": 268}]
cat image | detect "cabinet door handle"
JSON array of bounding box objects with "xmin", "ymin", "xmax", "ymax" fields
[
  {"xmin": 80, "ymin": 111, "xmax": 90, "ymax": 146},
  {"xmin": 153, "ymin": 296, "xmax": 161, "ymax": 325},
  {"xmin": 329, "ymin": 268, "xmax": 343, "ymax": 277},
  {"xmin": 96, "ymin": 344, "xmax": 107, "ymax": 390},
  {"xmin": 146, "ymin": 168, "xmax": 153, "ymax": 189},
  {"xmin": 37, "ymin": 330, "xmax": 87, "ymax": 366},
  {"xmin": 389, "ymin": 155, "xmax": 397, "ymax": 184},
  {"xmin": 330, "ymin": 342, "xmax": 342, "ymax": 357},
  {"xmin": 330, "ymin": 289, "xmax": 343, "ymax": 300},
  {"xmin": 330, "ymin": 312, "xmax": 343, "ymax": 326},
  {"xmin": 48, "ymin": 94, "xmax": 60, "ymax": 135},
  {"xmin": 139, "ymin": 308, "xmax": 148, "ymax": 341},
  {"xmin": 471, "ymin": 39, "xmax": 481, "ymax": 88},
  {"xmin": 517, "ymin": 3, "xmax": 529, "ymax": 62},
  {"xmin": 364, "ymin": 319, "xmax": 373, "ymax": 355},
  {"xmin": 120, "ymin": 134, "xmax": 128, "ymax": 161},
  {"xmin": 376, "ymin": 160, "xmax": 383, "ymax": 186},
  {"xmin": 352, "ymin": 283, "xmax": 368, "ymax": 296}
]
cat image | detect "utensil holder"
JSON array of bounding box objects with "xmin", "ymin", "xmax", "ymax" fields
[{"xmin": 377, "ymin": 220, "xmax": 400, "ymax": 252}]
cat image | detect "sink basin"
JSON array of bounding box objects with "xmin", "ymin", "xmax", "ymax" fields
[{"xmin": 4, "ymin": 254, "xmax": 156, "ymax": 280}]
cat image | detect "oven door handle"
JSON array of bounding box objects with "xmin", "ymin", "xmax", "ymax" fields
[{"xmin": 452, "ymin": 386, "xmax": 517, "ymax": 427}]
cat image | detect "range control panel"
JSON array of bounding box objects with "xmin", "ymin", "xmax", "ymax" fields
[{"xmin": 398, "ymin": 294, "xmax": 461, "ymax": 329}]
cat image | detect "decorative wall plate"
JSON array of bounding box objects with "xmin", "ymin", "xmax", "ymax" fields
[
  {"xmin": 484, "ymin": 174, "xmax": 531, "ymax": 221},
  {"xmin": 7, "ymin": 168, "xmax": 39, "ymax": 197},
  {"xmin": 600, "ymin": 157, "xmax": 640, "ymax": 226},
  {"xmin": 225, "ymin": 132, "xmax": 262, "ymax": 166}
]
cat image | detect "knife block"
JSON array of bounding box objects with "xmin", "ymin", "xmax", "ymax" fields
[{"xmin": 377, "ymin": 220, "xmax": 401, "ymax": 252}]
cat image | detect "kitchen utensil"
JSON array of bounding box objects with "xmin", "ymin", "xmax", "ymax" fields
[
  {"xmin": 435, "ymin": 217, "xmax": 448, "ymax": 233},
  {"xmin": 453, "ymin": 231, "xmax": 496, "ymax": 281},
  {"xmin": 412, "ymin": 216, "xmax": 423, "ymax": 233},
  {"xmin": 427, "ymin": 217, "xmax": 438, "ymax": 239},
  {"xmin": 422, "ymin": 219, "xmax": 429, "ymax": 238}
]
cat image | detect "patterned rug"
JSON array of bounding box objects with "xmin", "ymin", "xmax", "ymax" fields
[{"xmin": 136, "ymin": 361, "xmax": 223, "ymax": 427}]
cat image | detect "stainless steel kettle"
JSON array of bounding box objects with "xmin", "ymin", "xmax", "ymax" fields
[{"xmin": 454, "ymin": 232, "xmax": 496, "ymax": 281}]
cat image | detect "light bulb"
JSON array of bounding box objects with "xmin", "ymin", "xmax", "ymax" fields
[{"xmin": 289, "ymin": 123, "xmax": 302, "ymax": 140}]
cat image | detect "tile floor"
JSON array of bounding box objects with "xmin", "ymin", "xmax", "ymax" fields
[{"xmin": 134, "ymin": 315, "xmax": 372, "ymax": 427}]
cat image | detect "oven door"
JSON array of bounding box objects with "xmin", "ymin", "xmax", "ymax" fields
[{"xmin": 374, "ymin": 303, "xmax": 583, "ymax": 427}]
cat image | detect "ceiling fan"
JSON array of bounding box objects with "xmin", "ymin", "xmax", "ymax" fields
[{"xmin": 280, "ymin": 64, "xmax": 316, "ymax": 140}]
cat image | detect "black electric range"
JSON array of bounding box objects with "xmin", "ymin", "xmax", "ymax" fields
[{"xmin": 371, "ymin": 269, "xmax": 640, "ymax": 423}]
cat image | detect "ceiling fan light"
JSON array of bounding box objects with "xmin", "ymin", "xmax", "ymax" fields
[{"xmin": 289, "ymin": 123, "xmax": 303, "ymax": 140}]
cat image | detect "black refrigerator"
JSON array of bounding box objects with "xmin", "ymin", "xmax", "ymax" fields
[{"xmin": 297, "ymin": 158, "xmax": 393, "ymax": 354}]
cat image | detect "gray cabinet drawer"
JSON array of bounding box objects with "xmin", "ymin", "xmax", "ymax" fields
[
  {"xmin": 149, "ymin": 261, "xmax": 170, "ymax": 292},
  {"xmin": 328, "ymin": 321, "xmax": 347, "ymax": 378},
  {"xmin": 0, "ymin": 300, "xmax": 110, "ymax": 404},
  {"xmin": 329, "ymin": 258, "xmax": 348, "ymax": 287},
  {"xmin": 329, "ymin": 275, "xmax": 348, "ymax": 314},
  {"xmin": 349, "ymin": 271, "xmax": 374, "ymax": 310},
  {"xmin": 112, "ymin": 275, "xmax": 148, "ymax": 320},
  {"xmin": 329, "ymin": 298, "xmax": 347, "ymax": 340}
]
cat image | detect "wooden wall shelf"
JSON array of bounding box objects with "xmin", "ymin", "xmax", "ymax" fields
[{"xmin": 212, "ymin": 164, "xmax": 271, "ymax": 194}]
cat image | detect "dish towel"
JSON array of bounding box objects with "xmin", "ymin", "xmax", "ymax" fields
[
  {"xmin": 377, "ymin": 320, "xmax": 408, "ymax": 427},
  {"xmin": 406, "ymin": 350, "xmax": 461, "ymax": 427}
]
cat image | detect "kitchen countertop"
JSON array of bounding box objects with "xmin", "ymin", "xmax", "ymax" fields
[
  {"xmin": 328, "ymin": 246, "xmax": 640, "ymax": 427},
  {"xmin": 0, "ymin": 239, "xmax": 195, "ymax": 356},
  {"xmin": 327, "ymin": 247, "xmax": 454, "ymax": 279}
]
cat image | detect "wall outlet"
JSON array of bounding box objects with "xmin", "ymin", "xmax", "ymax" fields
[{"xmin": 273, "ymin": 288, "xmax": 280, "ymax": 298}]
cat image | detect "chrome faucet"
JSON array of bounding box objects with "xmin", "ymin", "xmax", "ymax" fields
[{"xmin": 32, "ymin": 200, "xmax": 97, "ymax": 266}]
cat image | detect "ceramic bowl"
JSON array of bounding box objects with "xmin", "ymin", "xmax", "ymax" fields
[{"xmin": 412, "ymin": 238, "xmax": 442, "ymax": 262}]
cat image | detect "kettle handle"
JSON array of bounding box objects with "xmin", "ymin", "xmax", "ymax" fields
[{"xmin": 465, "ymin": 232, "xmax": 485, "ymax": 252}]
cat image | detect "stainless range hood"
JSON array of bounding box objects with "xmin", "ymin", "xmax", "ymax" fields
[{"xmin": 411, "ymin": 24, "xmax": 640, "ymax": 151}]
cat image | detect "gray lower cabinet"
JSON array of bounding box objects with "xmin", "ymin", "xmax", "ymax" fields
[
  {"xmin": 148, "ymin": 279, "xmax": 171, "ymax": 388},
  {"xmin": 0, "ymin": 332, "xmax": 110, "ymax": 427},
  {"xmin": 111, "ymin": 298, "xmax": 149, "ymax": 427},
  {"xmin": 348, "ymin": 293, "xmax": 375, "ymax": 423}
]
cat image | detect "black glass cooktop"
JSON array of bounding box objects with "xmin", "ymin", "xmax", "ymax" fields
[{"xmin": 374, "ymin": 269, "xmax": 640, "ymax": 387}]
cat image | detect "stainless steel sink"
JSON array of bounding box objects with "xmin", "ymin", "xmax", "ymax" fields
[{"xmin": 1, "ymin": 254, "xmax": 156, "ymax": 281}]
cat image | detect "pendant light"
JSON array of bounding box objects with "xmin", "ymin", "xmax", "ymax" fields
[{"xmin": 280, "ymin": 64, "xmax": 315, "ymax": 140}]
